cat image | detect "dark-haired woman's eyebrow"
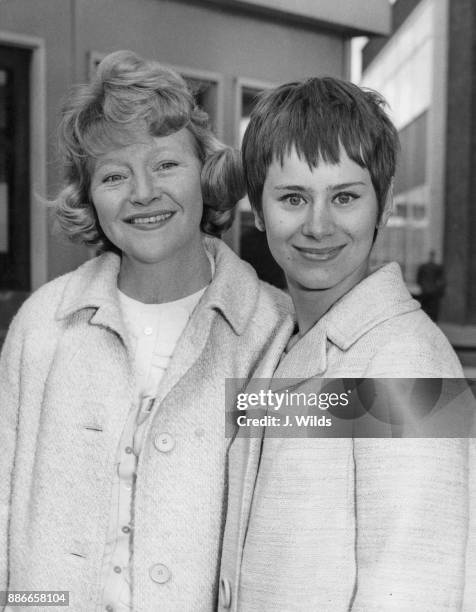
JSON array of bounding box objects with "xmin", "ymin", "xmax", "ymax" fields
[
  {"xmin": 328, "ymin": 181, "xmax": 366, "ymax": 191},
  {"xmin": 273, "ymin": 184, "xmax": 307, "ymax": 192}
]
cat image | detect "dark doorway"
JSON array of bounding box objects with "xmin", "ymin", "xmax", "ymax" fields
[{"xmin": 0, "ymin": 45, "xmax": 31, "ymax": 336}]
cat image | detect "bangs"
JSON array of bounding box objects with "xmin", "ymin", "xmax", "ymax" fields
[
  {"xmin": 261, "ymin": 83, "xmax": 370, "ymax": 171},
  {"xmin": 243, "ymin": 77, "xmax": 398, "ymax": 215}
]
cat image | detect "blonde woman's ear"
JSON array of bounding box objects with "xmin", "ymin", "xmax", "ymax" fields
[
  {"xmin": 254, "ymin": 211, "xmax": 265, "ymax": 232},
  {"xmin": 378, "ymin": 180, "xmax": 394, "ymax": 228}
]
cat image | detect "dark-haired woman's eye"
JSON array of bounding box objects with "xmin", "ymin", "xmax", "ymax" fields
[
  {"xmin": 334, "ymin": 192, "xmax": 357, "ymax": 206},
  {"xmin": 280, "ymin": 193, "xmax": 306, "ymax": 207}
]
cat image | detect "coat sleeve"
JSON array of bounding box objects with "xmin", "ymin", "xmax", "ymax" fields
[
  {"xmin": 350, "ymin": 335, "xmax": 469, "ymax": 611},
  {"xmin": 350, "ymin": 438, "xmax": 468, "ymax": 611},
  {"xmin": 0, "ymin": 313, "xmax": 24, "ymax": 595}
]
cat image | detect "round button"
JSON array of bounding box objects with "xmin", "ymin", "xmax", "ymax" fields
[
  {"xmin": 154, "ymin": 432, "xmax": 175, "ymax": 453},
  {"xmin": 125, "ymin": 446, "xmax": 133, "ymax": 454},
  {"xmin": 105, "ymin": 605, "xmax": 114, "ymax": 612},
  {"xmin": 122, "ymin": 525, "xmax": 131, "ymax": 534},
  {"xmin": 149, "ymin": 563, "xmax": 171, "ymax": 584},
  {"xmin": 113, "ymin": 565, "xmax": 122, "ymax": 574},
  {"xmin": 220, "ymin": 577, "xmax": 232, "ymax": 608},
  {"xmin": 144, "ymin": 326, "xmax": 154, "ymax": 336}
]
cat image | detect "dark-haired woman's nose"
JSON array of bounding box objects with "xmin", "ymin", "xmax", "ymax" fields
[
  {"xmin": 301, "ymin": 201, "xmax": 335, "ymax": 239},
  {"xmin": 130, "ymin": 171, "xmax": 157, "ymax": 206}
]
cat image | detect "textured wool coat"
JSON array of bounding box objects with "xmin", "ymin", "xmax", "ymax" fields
[
  {"xmin": 0, "ymin": 237, "xmax": 293, "ymax": 612},
  {"xmin": 219, "ymin": 263, "xmax": 474, "ymax": 612}
]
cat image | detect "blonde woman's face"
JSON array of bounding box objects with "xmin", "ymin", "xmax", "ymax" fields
[{"xmin": 90, "ymin": 128, "xmax": 203, "ymax": 266}]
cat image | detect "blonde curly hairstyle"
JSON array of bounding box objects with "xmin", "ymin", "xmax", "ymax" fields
[{"xmin": 54, "ymin": 50, "xmax": 244, "ymax": 251}]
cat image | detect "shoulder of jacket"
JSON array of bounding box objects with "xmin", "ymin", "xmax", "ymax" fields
[
  {"xmin": 256, "ymin": 281, "xmax": 294, "ymax": 318},
  {"xmin": 364, "ymin": 310, "xmax": 463, "ymax": 377},
  {"xmin": 8, "ymin": 260, "xmax": 94, "ymax": 331}
]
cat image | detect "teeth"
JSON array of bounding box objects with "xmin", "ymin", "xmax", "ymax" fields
[{"xmin": 130, "ymin": 213, "xmax": 172, "ymax": 224}]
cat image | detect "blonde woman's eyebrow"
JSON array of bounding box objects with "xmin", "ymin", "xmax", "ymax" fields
[{"xmin": 94, "ymin": 158, "xmax": 128, "ymax": 171}]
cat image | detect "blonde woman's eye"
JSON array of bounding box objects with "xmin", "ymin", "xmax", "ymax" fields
[
  {"xmin": 157, "ymin": 161, "xmax": 178, "ymax": 171},
  {"xmin": 334, "ymin": 192, "xmax": 357, "ymax": 206},
  {"xmin": 103, "ymin": 174, "xmax": 125, "ymax": 184}
]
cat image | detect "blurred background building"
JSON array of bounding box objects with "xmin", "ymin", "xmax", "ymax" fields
[
  {"xmin": 360, "ymin": 0, "xmax": 476, "ymax": 373},
  {"xmin": 0, "ymin": 0, "xmax": 389, "ymax": 336}
]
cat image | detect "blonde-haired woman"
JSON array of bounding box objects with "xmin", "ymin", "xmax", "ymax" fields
[{"xmin": 0, "ymin": 51, "xmax": 292, "ymax": 611}]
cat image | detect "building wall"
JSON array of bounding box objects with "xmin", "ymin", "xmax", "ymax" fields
[
  {"xmin": 209, "ymin": 0, "xmax": 391, "ymax": 35},
  {"xmin": 362, "ymin": 0, "xmax": 476, "ymax": 327},
  {"xmin": 74, "ymin": 0, "xmax": 346, "ymax": 144},
  {"xmin": 362, "ymin": 0, "xmax": 450, "ymax": 290},
  {"xmin": 362, "ymin": 0, "xmax": 422, "ymax": 69},
  {"xmin": 443, "ymin": 0, "xmax": 476, "ymax": 324},
  {"xmin": 0, "ymin": 0, "xmax": 84, "ymax": 282}
]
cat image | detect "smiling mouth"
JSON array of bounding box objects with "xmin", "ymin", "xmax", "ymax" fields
[
  {"xmin": 124, "ymin": 212, "xmax": 175, "ymax": 226},
  {"xmin": 293, "ymin": 245, "xmax": 346, "ymax": 260}
]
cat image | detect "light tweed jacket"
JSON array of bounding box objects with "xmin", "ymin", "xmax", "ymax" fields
[
  {"xmin": 0, "ymin": 237, "xmax": 293, "ymax": 612},
  {"xmin": 219, "ymin": 263, "xmax": 474, "ymax": 612}
]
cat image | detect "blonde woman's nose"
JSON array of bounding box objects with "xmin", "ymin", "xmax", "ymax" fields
[
  {"xmin": 130, "ymin": 171, "xmax": 157, "ymax": 205},
  {"xmin": 301, "ymin": 201, "xmax": 335, "ymax": 238}
]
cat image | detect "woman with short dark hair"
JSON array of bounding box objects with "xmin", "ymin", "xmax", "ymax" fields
[{"xmin": 220, "ymin": 77, "xmax": 470, "ymax": 612}]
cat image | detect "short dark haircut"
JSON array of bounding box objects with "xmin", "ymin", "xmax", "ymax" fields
[{"xmin": 242, "ymin": 77, "xmax": 399, "ymax": 221}]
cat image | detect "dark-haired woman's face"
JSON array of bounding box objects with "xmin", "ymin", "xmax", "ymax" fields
[
  {"xmin": 89, "ymin": 128, "xmax": 203, "ymax": 267},
  {"xmin": 260, "ymin": 148, "xmax": 383, "ymax": 297}
]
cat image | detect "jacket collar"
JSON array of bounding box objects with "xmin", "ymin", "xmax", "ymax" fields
[
  {"xmin": 56, "ymin": 251, "xmax": 121, "ymax": 319},
  {"xmin": 322, "ymin": 262, "xmax": 420, "ymax": 350},
  {"xmin": 55, "ymin": 236, "xmax": 260, "ymax": 337},
  {"xmin": 276, "ymin": 263, "xmax": 420, "ymax": 378},
  {"xmin": 199, "ymin": 236, "xmax": 260, "ymax": 335},
  {"xmin": 55, "ymin": 251, "xmax": 127, "ymax": 341}
]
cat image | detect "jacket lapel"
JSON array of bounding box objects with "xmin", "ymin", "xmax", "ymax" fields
[
  {"xmin": 273, "ymin": 322, "xmax": 328, "ymax": 379},
  {"xmin": 150, "ymin": 237, "xmax": 263, "ymax": 407},
  {"xmin": 153, "ymin": 305, "xmax": 215, "ymax": 406}
]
